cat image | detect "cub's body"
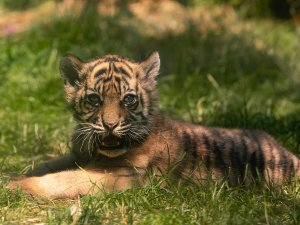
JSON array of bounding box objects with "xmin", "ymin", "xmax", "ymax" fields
[{"xmin": 8, "ymin": 53, "xmax": 300, "ymax": 199}]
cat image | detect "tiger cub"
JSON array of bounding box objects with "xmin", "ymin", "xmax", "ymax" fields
[{"xmin": 7, "ymin": 52, "xmax": 300, "ymax": 199}]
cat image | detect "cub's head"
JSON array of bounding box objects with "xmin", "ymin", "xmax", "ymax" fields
[{"xmin": 60, "ymin": 52, "xmax": 160, "ymax": 158}]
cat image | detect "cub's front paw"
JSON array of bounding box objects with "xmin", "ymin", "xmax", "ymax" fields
[
  {"xmin": 6, "ymin": 181, "xmax": 18, "ymax": 190},
  {"xmin": 6, "ymin": 177, "xmax": 39, "ymax": 196},
  {"xmin": 6, "ymin": 176, "xmax": 26, "ymax": 190},
  {"xmin": 6, "ymin": 177, "xmax": 58, "ymax": 199}
]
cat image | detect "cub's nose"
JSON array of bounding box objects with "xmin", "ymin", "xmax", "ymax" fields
[{"xmin": 103, "ymin": 121, "xmax": 119, "ymax": 132}]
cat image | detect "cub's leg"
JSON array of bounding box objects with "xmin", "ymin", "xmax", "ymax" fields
[
  {"xmin": 7, "ymin": 167, "xmax": 140, "ymax": 199},
  {"xmin": 26, "ymin": 153, "xmax": 77, "ymax": 177}
]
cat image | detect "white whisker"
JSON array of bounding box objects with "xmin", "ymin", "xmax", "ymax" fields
[{"xmin": 79, "ymin": 131, "xmax": 92, "ymax": 153}]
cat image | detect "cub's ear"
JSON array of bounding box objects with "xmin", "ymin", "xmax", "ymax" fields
[
  {"xmin": 59, "ymin": 54, "xmax": 84, "ymax": 86},
  {"xmin": 139, "ymin": 51, "xmax": 160, "ymax": 88}
]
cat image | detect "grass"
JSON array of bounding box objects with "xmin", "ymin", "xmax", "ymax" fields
[{"xmin": 1, "ymin": 1, "xmax": 300, "ymax": 224}]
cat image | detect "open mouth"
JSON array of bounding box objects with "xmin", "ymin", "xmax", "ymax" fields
[
  {"xmin": 96, "ymin": 135, "xmax": 127, "ymax": 158},
  {"xmin": 97, "ymin": 135, "xmax": 123, "ymax": 150}
]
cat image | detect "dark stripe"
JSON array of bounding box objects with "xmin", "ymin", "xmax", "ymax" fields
[
  {"xmin": 229, "ymin": 138, "xmax": 241, "ymax": 180},
  {"xmin": 136, "ymin": 71, "xmax": 141, "ymax": 79},
  {"xmin": 81, "ymin": 72, "xmax": 87, "ymax": 80},
  {"xmin": 134, "ymin": 111, "xmax": 147, "ymax": 120},
  {"xmin": 89, "ymin": 59, "xmax": 105, "ymax": 71},
  {"xmin": 111, "ymin": 62, "xmax": 118, "ymax": 73},
  {"xmin": 148, "ymin": 98, "xmax": 154, "ymax": 116},
  {"xmin": 250, "ymin": 134, "xmax": 265, "ymax": 181},
  {"xmin": 95, "ymin": 77, "xmax": 104, "ymax": 86},
  {"xmin": 94, "ymin": 68, "xmax": 107, "ymax": 78},
  {"xmin": 87, "ymin": 87, "xmax": 97, "ymax": 92},
  {"xmin": 86, "ymin": 111, "xmax": 97, "ymax": 122},
  {"xmin": 182, "ymin": 131, "xmax": 191, "ymax": 153},
  {"xmin": 181, "ymin": 131, "xmax": 192, "ymax": 175},
  {"xmin": 249, "ymin": 151, "xmax": 258, "ymax": 179},
  {"xmin": 240, "ymin": 137, "xmax": 248, "ymax": 163},
  {"xmin": 190, "ymin": 131, "xmax": 199, "ymax": 171},
  {"xmin": 73, "ymin": 113, "xmax": 83, "ymax": 121},
  {"xmin": 103, "ymin": 77, "xmax": 112, "ymax": 83},
  {"xmin": 130, "ymin": 101, "xmax": 139, "ymax": 110},
  {"xmin": 113, "ymin": 82, "xmax": 120, "ymax": 94},
  {"xmin": 210, "ymin": 130, "xmax": 227, "ymax": 175},
  {"xmin": 128, "ymin": 111, "xmax": 139, "ymax": 121},
  {"xmin": 256, "ymin": 148, "xmax": 265, "ymax": 181},
  {"xmin": 280, "ymin": 148, "xmax": 288, "ymax": 179},
  {"xmin": 135, "ymin": 82, "xmax": 138, "ymax": 93},
  {"xmin": 139, "ymin": 93, "xmax": 145, "ymax": 108},
  {"xmin": 121, "ymin": 77, "xmax": 130, "ymax": 86},
  {"xmin": 79, "ymin": 95, "xmax": 85, "ymax": 108},
  {"xmin": 95, "ymin": 75, "xmax": 114, "ymax": 86},
  {"xmin": 266, "ymin": 160, "xmax": 275, "ymax": 170},
  {"xmin": 120, "ymin": 83, "xmax": 126, "ymax": 95},
  {"xmin": 104, "ymin": 84, "xmax": 109, "ymax": 92},
  {"xmin": 202, "ymin": 132, "xmax": 211, "ymax": 170},
  {"xmin": 266, "ymin": 141, "xmax": 275, "ymax": 181},
  {"xmin": 289, "ymin": 160, "xmax": 295, "ymax": 179},
  {"xmin": 108, "ymin": 62, "xmax": 113, "ymax": 76},
  {"xmin": 121, "ymin": 60, "xmax": 133, "ymax": 72},
  {"xmin": 115, "ymin": 77, "xmax": 122, "ymax": 94},
  {"xmin": 99, "ymin": 83, "xmax": 104, "ymax": 95},
  {"xmin": 104, "ymin": 56, "xmax": 120, "ymax": 62},
  {"xmin": 118, "ymin": 66, "xmax": 131, "ymax": 78},
  {"xmin": 82, "ymin": 104, "xmax": 95, "ymax": 113}
]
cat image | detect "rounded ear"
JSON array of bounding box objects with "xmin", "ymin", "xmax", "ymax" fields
[
  {"xmin": 140, "ymin": 51, "xmax": 160, "ymax": 80},
  {"xmin": 139, "ymin": 51, "xmax": 160, "ymax": 89},
  {"xmin": 59, "ymin": 54, "xmax": 84, "ymax": 86}
]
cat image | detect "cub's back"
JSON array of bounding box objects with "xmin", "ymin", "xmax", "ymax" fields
[{"xmin": 159, "ymin": 118, "xmax": 300, "ymax": 185}]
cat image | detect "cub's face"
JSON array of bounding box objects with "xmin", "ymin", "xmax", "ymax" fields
[{"xmin": 60, "ymin": 52, "xmax": 160, "ymax": 158}]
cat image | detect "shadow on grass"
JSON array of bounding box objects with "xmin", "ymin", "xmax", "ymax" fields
[{"xmin": 2, "ymin": 3, "xmax": 300, "ymax": 158}]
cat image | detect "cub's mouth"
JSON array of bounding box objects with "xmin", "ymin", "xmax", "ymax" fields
[
  {"xmin": 98, "ymin": 135, "xmax": 123, "ymax": 150},
  {"xmin": 96, "ymin": 135, "xmax": 127, "ymax": 157}
]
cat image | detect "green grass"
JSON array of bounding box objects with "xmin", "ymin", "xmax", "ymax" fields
[{"xmin": 1, "ymin": 3, "xmax": 300, "ymax": 224}]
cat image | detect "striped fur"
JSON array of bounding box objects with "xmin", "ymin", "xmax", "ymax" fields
[{"xmin": 7, "ymin": 52, "xmax": 300, "ymax": 199}]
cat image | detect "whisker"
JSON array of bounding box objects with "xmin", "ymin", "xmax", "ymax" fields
[
  {"xmin": 72, "ymin": 130, "xmax": 91, "ymax": 142},
  {"xmin": 74, "ymin": 128, "xmax": 92, "ymax": 133},
  {"xmin": 87, "ymin": 130, "xmax": 95, "ymax": 157},
  {"xmin": 79, "ymin": 131, "xmax": 92, "ymax": 153},
  {"xmin": 91, "ymin": 133, "xmax": 98, "ymax": 153}
]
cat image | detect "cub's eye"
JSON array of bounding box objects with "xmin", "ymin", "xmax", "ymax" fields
[
  {"xmin": 86, "ymin": 93, "xmax": 101, "ymax": 106},
  {"xmin": 123, "ymin": 94, "xmax": 137, "ymax": 106}
]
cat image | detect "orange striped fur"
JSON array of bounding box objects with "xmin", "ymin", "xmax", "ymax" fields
[{"xmin": 7, "ymin": 52, "xmax": 300, "ymax": 199}]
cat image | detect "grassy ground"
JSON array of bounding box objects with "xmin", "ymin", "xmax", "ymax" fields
[{"xmin": 1, "ymin": 1, "xmax": 300, "ymax": 224}]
